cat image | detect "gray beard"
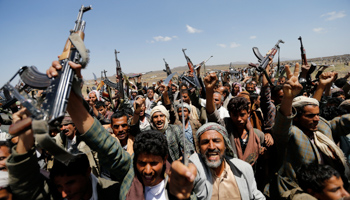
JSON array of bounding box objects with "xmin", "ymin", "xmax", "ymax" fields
[{"xmin": 201, "ymin": 151, "xmax": 225, "ymax": 169}]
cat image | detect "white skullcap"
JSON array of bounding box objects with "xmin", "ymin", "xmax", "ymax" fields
[{"xmin": 292, "ymin": 96, "xmax": 319, "ymax": 108}]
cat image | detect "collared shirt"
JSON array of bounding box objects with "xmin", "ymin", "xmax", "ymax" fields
[
  {"xmin": 144, "ymin": 179, "xmax": 166, "ymax": 200},
  {"xmin": 89, "ymin": 173, "xmax": 99, "ymax": 200},
  {"xmin": 185, "ymin": 122, "xmax": 193, "ymax": 144},
  {"xmin": 140, "ymin": 117, "xmax": 150, "ymax": 130},
  {"xmin": 66, "ymin": 135, "xmax": 77, "ymax": 152},
  {"xmin": 210, "ymin": 160, "xmax": 241, "ymax": 200}
]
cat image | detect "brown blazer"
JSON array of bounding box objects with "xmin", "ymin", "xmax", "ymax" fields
[{"xmin": 174, "ymin": 118, "xmax": 202, "ymax": 153}]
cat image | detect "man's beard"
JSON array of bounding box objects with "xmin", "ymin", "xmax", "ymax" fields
[{"xmin": 201, "ymin": 149, "xmax": 225, "ymax": 169}]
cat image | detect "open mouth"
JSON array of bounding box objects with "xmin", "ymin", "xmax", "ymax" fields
[
  {"xmin": 142, "ymin": 174, "xmax": 155, "ymax": 185},
  {"xmin": 155, "ymin": 122, "xmax": 164, "ymax": 129},
  {"xmin": 117, "ymin": 132, "xmax": 126, "ymax": 139},
  {"xmin": 62, "ymin": 129, "xmax": 69, "ymax": 135},
  {"xmin": 206, "ymin": 150, "xmax": 221, "ymax": 161}
]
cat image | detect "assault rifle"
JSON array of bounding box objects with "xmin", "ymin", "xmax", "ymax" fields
[
  {"xmin": 163, "ymin": 58, "xmax": 172, "ymax": 76},
  {"xmin": 115, "ymin": 49, "xmax": 124, "ymax": 99},
  {"xmin": 252, "ymin": 39, "xmax": 284, "ymax": 86},
  {"xmin": 298, "ymin": 36, "xmax": 308, "ymax": 66},
  {"xmin": 181, "ymin": 49, "xmax": 202, "ymax": 89},
  {"xmin": 22, "ymin": 5, "xmax": 91, "ymax": 126},
  {"xmin": 4, "ymin": 5, "xmax": 92, "ymax": 165},
  {"xmin": 102, "ymin": 70, "xmax": 115, "ymax": 110}
]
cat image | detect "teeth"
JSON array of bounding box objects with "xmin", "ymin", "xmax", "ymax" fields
[{"xmin": 144, "ymin": 175, "xmax": 153, "ymax": 180}]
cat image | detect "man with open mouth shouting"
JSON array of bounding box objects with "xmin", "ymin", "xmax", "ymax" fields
[{"xmin": 131, "ymin": 102, "xmax": 195, "ymax": 163}]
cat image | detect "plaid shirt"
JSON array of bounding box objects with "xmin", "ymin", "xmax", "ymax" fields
[
  {"xmin": 81, "ymin": 118, "xmax": 131, "ymax": 183},
  {"xmin": 267, "ymin": 109, "xmax": 350, "ymax": 198}
]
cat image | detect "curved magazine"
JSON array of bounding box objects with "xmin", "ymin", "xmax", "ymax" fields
[{"xmin": 20, "ymin": 66, "xmax": 50, "ymax": 89}]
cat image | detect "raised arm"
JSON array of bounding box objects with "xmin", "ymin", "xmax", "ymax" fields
[
  {"xmin": 279, "ymin": 63, "xmax": 303, "ymax": 117},
  {"xmin": 48, "ymin": 61, "xmax": 131, "ymax": 181},
  {"xmin": 204, "ymin": 72, "xmax": 218, "ymax": 115},
  {"xmin": 313, "ymin": 72, "xmax": 337, "ymax": 101}
]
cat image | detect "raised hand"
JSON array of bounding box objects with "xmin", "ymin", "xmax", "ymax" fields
[
  {"xmin": 283, "ymin": 63, "xmax": 303, "ymax": 99},
  {"xmin": 204, "ymin": 72, "xmax": 218, "ymax": 92},
  {"xmin": 46, "ymin": 60, "xmax": 82, "ymax": 79},
  {"xmin": 168, "ymin": 160, "xmax": 197, "ymax": 199},
  {"xmin": 319, "ymin": 71, "xmax": 338, "ymax": 86},
  {"xmin": 134, "ymin": 97, "xmax": 145, "ymax": 115}
]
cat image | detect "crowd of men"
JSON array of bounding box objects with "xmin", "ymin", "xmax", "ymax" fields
[{"xmin": 0, "ymin": 58, "xmax": 350, "ymax": 200}]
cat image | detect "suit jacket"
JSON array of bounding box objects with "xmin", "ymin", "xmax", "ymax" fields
[
  {"xmin": 190, "ymin": 153, "xmax": 265, "ymax": 200},
  {"xmin": 130, "ymin": 122, "xmax": 195, "ymax": 163},
  {"xmin": 174, "ymin": 118, "xmax": 202, "ymax": 152},
  {"xmin": 268, "ymin": 109, "xmax": 350, "ymax": 198}
]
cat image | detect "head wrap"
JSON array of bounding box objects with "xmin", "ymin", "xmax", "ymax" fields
[
  {"xmin": 338, "ymin": 99, "xmax": 350, "ymax": 113},
  {"xmin": 292, "ymin": 96, "xmax": 319, "ymax": 108},
  {"xmin": 237, "ymin": 91, "xmax": 250, "ymax": 101},
  {"xmin": 88, "ymin": 90, "xmax": 101, "ymax": 102},
  {"xmin": 61, "ymin": 115, "xmax": 73, "ymax": 125},
  {"xmin": 176, "ymin": 102, "xmax": 191, "ymax": 113},
  {"xmin": 196, "ymin": 122, "xmax": 236, "ymax": 158},
  {"xmin": 232, "ymin": 82, "xmax": 242, "ymax": 96},
  {"xmin": 150, "ymin": 105, "xmax": 169, "ymax": 133}
]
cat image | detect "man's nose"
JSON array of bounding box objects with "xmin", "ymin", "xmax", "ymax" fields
[
  {"xmin": 208, "ymin": 140, "xmax": 215, "ymax": 149},
  {"xmin": 144, "ymin": 163, "xmax": 152, "ymax": 174}
]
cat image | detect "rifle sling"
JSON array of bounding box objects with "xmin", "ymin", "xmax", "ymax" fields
[{"xmin": 69, "ymin": 33, "xmax": 89, "ymax": 68}]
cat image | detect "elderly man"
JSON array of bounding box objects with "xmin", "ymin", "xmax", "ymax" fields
[
  {"xmin": 189, "ymin": 123, "xmax": 265, "ymax": 199},
  {"xmin": 217, "ymin": 86, "xmax": 231, "ymax": 109},
  {"xmin": 268, "ymin": 64, "xmax": 350, "ymax": 199},
  {"xmin": 213, "ymin": 92, "xmax": 230, "ymax": 119}
]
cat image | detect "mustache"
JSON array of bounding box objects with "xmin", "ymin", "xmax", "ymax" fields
[
  {"xmin": 62, "ymin": 129, "xmax": 69, "ymax": 134},
  {"xmin": 204, "ymin": 149, "xmax": 220, "ymax": 155}
]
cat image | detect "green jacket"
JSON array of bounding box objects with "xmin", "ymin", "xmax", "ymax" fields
[
  {"xmin": 7, "ymin": 118, "xmax": 130, "ymax": 199},
  {"xmin": 7, "ymin": 147, "xmax": 120, "ymax": 200}
]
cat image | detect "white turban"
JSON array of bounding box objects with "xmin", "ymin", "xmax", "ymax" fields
[
  {"xmin": 292, "ymin": 96, "xmax": 319, "ymax": 108},
  {"xmin": 150, "ymin": 105, "xmax": 169, "ymax": 133}
]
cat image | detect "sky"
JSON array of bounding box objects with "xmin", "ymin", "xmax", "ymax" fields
[{"xmin": 0, "ymin": 0, "xmax": 349, "ymax": 86}]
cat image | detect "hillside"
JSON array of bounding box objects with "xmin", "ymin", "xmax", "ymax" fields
[{"xmin": 83, "ymin": 54, "xmax": 350, "ymax": 96}]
